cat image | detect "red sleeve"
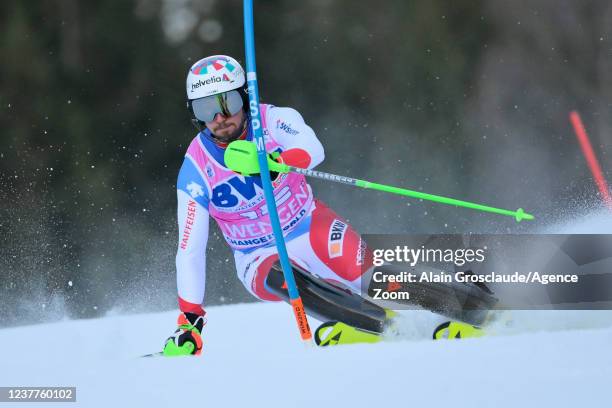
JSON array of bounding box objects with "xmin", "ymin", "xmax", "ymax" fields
[{"xmin": 278, "ymin": 148, "xmax": 311, "ymax": 169}]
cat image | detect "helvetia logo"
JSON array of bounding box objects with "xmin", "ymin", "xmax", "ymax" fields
[
  {"xmin": 328, "ymin": 219, "xmax": 348, "ymax": 259},
  {"xmin": 191, "ymin": 75, "xmax": 234, "ymax": 91}
]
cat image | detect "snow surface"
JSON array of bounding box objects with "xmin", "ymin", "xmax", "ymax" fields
[
  {"xmin": 3, "ymin": 211, "xmax": 612, "ymax": 407},
  {"xmin": 1, "ymin": 302, "xmax": 611, "ymax": 408},
  {"xmin": 544, "ymin": 209, "xmax": 612, "ymax": 233}
]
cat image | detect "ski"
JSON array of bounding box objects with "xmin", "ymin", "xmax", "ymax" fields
[
  {"xmin": 140, "ymin": 351, "xmax": 164, "ymax": 358},
  {"xmin": 140, "ymin": 351, "xmax": 200, "ymax": 358},
  {"xmin": 314, "ymin": 321, "xmax": 382, "ymax": 346},
  {"xmin": 432, "ymin": 321, "xmax": 485, "ymax": 340},
  {"xmin": 314, "ymin": 319, "xmax": 488, "ymax": 347}
]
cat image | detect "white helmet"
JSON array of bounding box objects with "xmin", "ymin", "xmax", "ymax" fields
[
  {"xmin": 186, "ymin": 55, "xmax": 246, "ymax": 100},
  {"xmin": 186, "ymin": 55, "xmax": 249, "ymax": 137}
]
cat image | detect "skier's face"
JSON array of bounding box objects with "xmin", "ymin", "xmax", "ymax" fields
[{"xmin": 205, "ymin": 108, "xmax": 246, "ymax": 143}]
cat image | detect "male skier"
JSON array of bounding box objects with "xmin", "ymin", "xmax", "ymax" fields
[{"xmin": 163, "ymin": 55, "xmax": 484, "ymax": 356}]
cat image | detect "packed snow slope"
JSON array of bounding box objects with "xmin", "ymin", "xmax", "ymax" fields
[
  {"xmin": 2, "ymin": 210, "xmax": 611, "ymax": 407},
  {"xmin": 1, "ymin": 302, "xmax": 611, "ymax": 408}
]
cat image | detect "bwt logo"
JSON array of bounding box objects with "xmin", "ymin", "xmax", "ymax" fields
[
  {"xmin": 276, "ymin": 120, "xmax": 299, "ymax": 135},
  {"xmin": 328, "ymin": 219, "xmax": 348, "ymax": 259},
  {"xmin": 212, "ymin": 176, "xmax": 263, "ymax": 207},
  {"xmin": 191, "ymin": 75, "xmax": 233, "ymax": 91}
]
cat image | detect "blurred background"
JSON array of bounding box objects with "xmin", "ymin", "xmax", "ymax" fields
[{"xmin": 1, "ymin": 0, "xmax": 612, "ymax": 327}]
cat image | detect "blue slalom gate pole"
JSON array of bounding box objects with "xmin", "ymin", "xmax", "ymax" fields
[{"xmin": 243, "ymin": 0, "xmax": 312, "ymax": 342}]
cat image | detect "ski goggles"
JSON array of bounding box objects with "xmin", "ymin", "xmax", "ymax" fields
[{"xmin": 191, "ymin": 90, "xmax": 244, "ymax": 123}]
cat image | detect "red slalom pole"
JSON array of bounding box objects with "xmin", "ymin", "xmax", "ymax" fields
[{"xmin": 569, "ymin": 111, "xmax": 612, "ymax": 209}]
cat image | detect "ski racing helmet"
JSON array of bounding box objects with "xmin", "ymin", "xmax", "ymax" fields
[{"xmin": 186, "ymin": 55, "xmax": 249, "ymax": 141}]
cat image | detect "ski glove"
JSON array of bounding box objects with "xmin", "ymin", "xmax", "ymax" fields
[
  {"xmin": 244, "ymin": 152, "xmax": 283, "ymax": 181},
  {"xmin": 163, "ymin": 312, "xmax": 206, "ymax": 356},
  {"xmin": 224, "ymin": 140, "xmax": 289, "ymax": 180}
]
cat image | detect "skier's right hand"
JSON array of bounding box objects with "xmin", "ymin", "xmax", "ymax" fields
[{"xmin": 163, "ymin": 312, "xmax": 206, "ymax": 356}]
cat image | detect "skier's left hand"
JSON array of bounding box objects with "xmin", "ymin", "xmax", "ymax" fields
[
  {"xmin": 163, "ymin": 312, "xmax": 206, "ymax": 356},
  {"xmin": 225, "ymin": 140, "xmax": 289, "ymax": 177}
]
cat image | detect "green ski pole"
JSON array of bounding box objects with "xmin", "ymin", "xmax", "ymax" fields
[{"xmin": 225, "ymin": 140, "xmax": 535, "ymax": 223}]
